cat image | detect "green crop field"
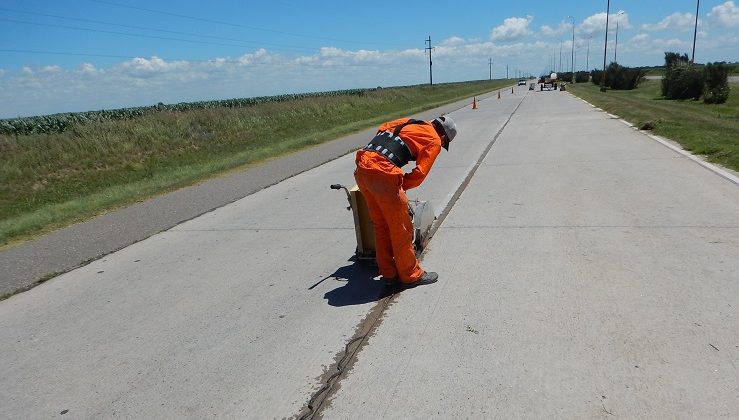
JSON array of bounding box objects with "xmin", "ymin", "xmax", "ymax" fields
[
  {"xmin": 0, "ymin": 79, "xmax": 511, "ymax": 246},
  {"xmin": 568, "ymin": 79, "xmax": 739, "ymax": 173}
]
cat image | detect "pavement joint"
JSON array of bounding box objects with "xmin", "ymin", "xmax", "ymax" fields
[
  {"xmin": 298, "ymin": 92, "xmax": 530, "ymax": 419},
  {"xmin": 297, "ymin": 285, "xmax": 395, "ymax": 420}
]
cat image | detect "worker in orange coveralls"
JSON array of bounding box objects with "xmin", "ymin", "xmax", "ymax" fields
[{"xmin": 354, "ymin": 115, "xmax": 457, "ymax": 288}]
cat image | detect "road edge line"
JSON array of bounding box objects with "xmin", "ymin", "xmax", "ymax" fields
[{"xmin": 571, "ymin": 93, "xmax": 739, "ymax": 187}]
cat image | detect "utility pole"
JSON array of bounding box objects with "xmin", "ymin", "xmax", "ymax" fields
[
  {"xmin": 559, "ymin": 40, "xmax": 563, "ymax": 72},
  {"xmin": 489, "ymin": 58, "xmax": 492, "ymax": 80},
  {"xmin": 425, "ymin": 36, "xmax": 433, "ymax": 86},
  {"xmin": 569, "ymin": 16, "xmax": 575, "ymax": 83},
  {"xmin": 506, "ymin": 64, "xmax": 508, "ymax": 79},
  {"xmin": 691, "ymin": 0, "xmax": 700, "ymax": 64},
  {"xmin": 601, "ymin": 0, "xmax": 611, "ymax": 92},
  {"xmin": 586, "ymin": 37, "xmax": 591, "ymax": 71},
  {"xmin": 615, "ymin": 11, "xmax": 623, "ymax": 63}
]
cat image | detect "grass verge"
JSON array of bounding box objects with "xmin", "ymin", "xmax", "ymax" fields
[
  {"xmin": 1, "ymin": 80, "xmax": 510, "ymax": 247},
  {"xmin": 567, "ymin": 80, "xmax": 739, "ymax": 172}
]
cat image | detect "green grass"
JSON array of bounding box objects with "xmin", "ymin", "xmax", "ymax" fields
[
  {"xmin": 0, "ymin": 80, "xmax": 510, "ymax": 246},
  {"xmin": 568, "ymin": 80, "xmax": 739, "ymax": 172},
  {"xmin": 638, "ymin": 63, "xmax": 739, "ymax": 76}
]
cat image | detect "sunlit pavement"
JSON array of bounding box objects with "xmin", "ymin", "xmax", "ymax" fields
[{"xmin": 2, "ymin": 85, "xmax": 738, "ymax": 419}]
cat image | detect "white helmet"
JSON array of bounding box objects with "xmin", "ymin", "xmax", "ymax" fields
[{"xmin": 432, "ymin": 115, "xmax": 457, "ymax": 150}]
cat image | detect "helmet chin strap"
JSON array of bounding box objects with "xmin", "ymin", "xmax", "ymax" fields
[{"xmin": 432, "ymin": 119, "xmax": 445, "ymax": 137}]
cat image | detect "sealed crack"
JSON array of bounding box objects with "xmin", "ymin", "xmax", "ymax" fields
[
  {"xmin": 295, "ymin": 93, "xmax": 527, "ymax": 419},
  {"xmin": 296, "ymin": 292, "xmax": 396, "ymax": 420}
]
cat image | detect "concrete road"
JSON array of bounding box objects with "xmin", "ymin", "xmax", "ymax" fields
[
  {"xmin": 323, "ymin": 89, "xmax": 739, "ymax": 418},
  {"xmin": 2, "ymin": 84, "xmax": 738, "ymax": 419}
]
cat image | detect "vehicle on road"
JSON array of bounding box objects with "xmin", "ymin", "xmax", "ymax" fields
[
  {"xmin": 517, "ymin": 79, "xmax": 527, "ymax": 86},
  {"xmin": 539, "ymin": 72, "xmax": 558, "ymax": 91}
]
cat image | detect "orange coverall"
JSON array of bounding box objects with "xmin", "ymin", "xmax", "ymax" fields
[{"xmin": 354, "ymin": 117, "xmax": 442, "ymax": 283}]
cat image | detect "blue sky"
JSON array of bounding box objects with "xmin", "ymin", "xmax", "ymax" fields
[{"xmin": 1, "ymin": 0, "xmax": 737, "ymax": 118}]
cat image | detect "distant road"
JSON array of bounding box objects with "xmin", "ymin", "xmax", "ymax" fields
[{"xmin": 645, "ymin": 75, "xmax": 739, "ymax": 82}]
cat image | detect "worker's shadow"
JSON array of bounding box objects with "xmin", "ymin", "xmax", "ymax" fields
[{"xmin": 313, "ymin": 257, "xmax": 393, "ymax": 307}]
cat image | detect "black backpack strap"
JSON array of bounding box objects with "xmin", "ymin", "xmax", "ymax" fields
[
  {"xmin": 364, "ymin": 119, "xmax": 429, "ymax": 167},
  {"xmin": 391, "ymin": 119, "xmax": 427, "ymax": 137},
  {"xmin": 364, "ymin": 132, "xmax": 413, "ymax": 167}
]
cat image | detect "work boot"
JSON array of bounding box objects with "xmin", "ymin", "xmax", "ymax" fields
[
  {"xmin": 401, "ymin": 271, "xmax": 438, "ymax": 288},
  {"xmin": 380, "ymin": 276, "xmax": 398, "ymax": 286}
]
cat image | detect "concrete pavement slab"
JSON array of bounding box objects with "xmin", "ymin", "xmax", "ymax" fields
[{"xmin": 321, "ymin": 89, "xmax": 739, "ymax": 419}]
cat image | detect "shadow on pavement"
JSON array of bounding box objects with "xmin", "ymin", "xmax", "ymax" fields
[{"xmin": 315, "ymin": 258, "xmax": 393, "ymax": 307}]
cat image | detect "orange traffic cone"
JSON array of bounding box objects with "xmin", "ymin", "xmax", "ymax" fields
[
  {"xmin": 497, "ymin": 91, "xmax": 501, "ymax": 99},
  {"xmin": 472, "ymin": 97, "xmax": 478, "ymax": 109}
]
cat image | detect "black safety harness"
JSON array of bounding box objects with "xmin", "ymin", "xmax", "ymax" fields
[{"xmin": 362, "ymin": 119, "xmax": 428, "ymax": 167}]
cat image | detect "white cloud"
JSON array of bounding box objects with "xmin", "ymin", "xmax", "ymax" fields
[
  {"xmin": 77, "ymin": 63, "xmax": 100, "ymax": 75},
  {"xmin": 634, "ymin": 33, "xmax": 650, "ymax": 41},
  {"xmin": 492, "ymin": 16, "xmax": 533, "ymax": 41},
  {"xmin": 579, "ymin": 11, "xmax": 631, "ymax": 37},
  {"xmin": 540, "ymin": 21, "xmax": 571, "ymax": 37},
  {"xmin": 579, "ymin": 12, "xmax": 607, "ymax": 37},
  {"xmin": 711, "ymin": 31, "xmax": 739, "ymax": 46},
  {"xmin": 626, "ymin": 33, "xmax": 689, "ymax": 52},
  {"xmin": 539, "ymin": 24, "xmax": 556, "ymax": 36},
  {"xmin": 236, "ymin": 49, "xmax": 270, "ymax": 65},
  {"xmin": 117, "ymin": 56, "xmax": 191, "ymax": 79},
  {"xmin": 41, "ymin": 65, "xmax": 62, "ymax": 74},
  {"xmin": 708, "ymin": 1, "xmax": 739, "ymax": 27},
  {"xmin": 612, "ymin": 11, "xmax": 632, "ymax": 29},
  {"xmin": 319, "ymin": 47, "xmax": 384, "ymax": 62},
  {"xmin": 641, "ymin": 12, "xmax": 697, "ymax": 31},
  {"xmin": 441, "ymin": 36, "xmax": 466, "ymax": 47}
]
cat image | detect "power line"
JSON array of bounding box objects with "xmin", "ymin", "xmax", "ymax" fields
[
  {"xmin": 425, "ymin": 36, "xmax": 433, "ymax": 86},
  {"xmin": 0, "ymin": 48, "xmax": 392, "ymax": 68},
  {"xmin": 89, "ymin": 0, "xmax": 401, "ymax": 49},
  {"xmin": 0, "ymin": 48, "xmax": 143, "ymax": 61},
  {"xmin": 0, "ymin": 18, "xmax": 318, "ymax": 52},
  {"xmin": 0, "ymin": 7, "xmax": 318, "ymax": 53}
]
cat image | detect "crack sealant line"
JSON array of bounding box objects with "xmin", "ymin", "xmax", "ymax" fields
[
  {"xmin": 296, "ymin": 93, "xmax": 528, "ymax": 420},
  {"xmin": 422, "ymin": 93, "xmax": 528, "ymax": 250},
  {"xmin": 297, "ymin": 294, "xmax": 393, "ymax": 420}
]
